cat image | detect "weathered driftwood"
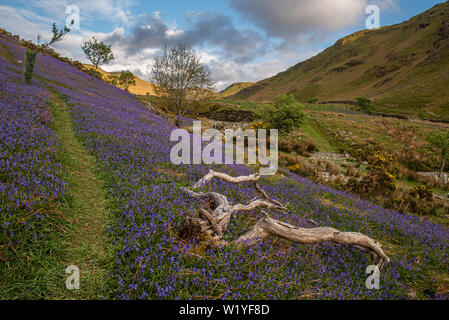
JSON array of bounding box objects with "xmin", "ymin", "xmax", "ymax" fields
[{"xmin": 180, "ymin": 170, "xmax": 390, "ymax": 268}]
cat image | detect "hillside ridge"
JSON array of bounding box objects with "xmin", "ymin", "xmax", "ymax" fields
[{"xmin": 229, "ymin": 1, "xmax": 449, "ymax": 119}]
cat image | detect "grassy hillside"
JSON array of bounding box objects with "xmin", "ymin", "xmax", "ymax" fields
[
  {"xmin": 231, "ymin": 1, "xmax": 449, "ymax": 119},
  {"xmin": 1, "ymin": 28, "xmax": 449, "ymax": 300},
  {"xmin": 216, "ymin": 82, "xmax": 255, "ymax": 99},
  {"xmin": 83, "ymin": 64, "xmax": 156, "ymax": 96}
]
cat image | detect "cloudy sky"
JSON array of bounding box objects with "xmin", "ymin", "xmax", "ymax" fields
[{"xmin": 0, "ymin": 0, "xmax": 445, "ymax": 90}]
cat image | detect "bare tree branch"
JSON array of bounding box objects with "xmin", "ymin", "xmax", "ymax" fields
[
  {"xmin": 179, "ymin": 171, "xmax": 390, "ymax": 268},
  {"xmin": 193, "ymin": 170, "xmax": 261, "ymax": 188},
  {"xmin": 236, "ymin": 217, "xmax": 390, "ymax": 267},
  {"xmin": 151, "ymin": 43, "xmax": 215, "ymax": 127}
]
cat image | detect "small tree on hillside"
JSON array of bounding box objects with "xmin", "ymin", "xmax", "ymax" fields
[
  {"xmin": 107, "ymin": 74, "xmax": 118, "ymax": 86},
  {"xmin": 151, "ymin": 43, "xmax": 215, "ymax": 127},
  {"xmin": 426, "ymin": 130, "xmax": 449, "ymax": 182},
  {"xmin": 38, "ymin": 23, "xmax": 71, "ymax": 51},
  {"xmin": 118, "ymin": 70, "xmax": 136, "ymax": 92},
  {"xmin": 81, "ymin": 37, "xmax": 114, "ymax": 80},
  {"xmin": 260, "ymin": 94, "xmax": 307, "ymax": 133},
  {"xmin": 24, "ymin": 23, "xmax": 71, "ymax": 84},
  {"xmin": 355, "ymin": 97, "xmax": 374, "ymax": 114}
]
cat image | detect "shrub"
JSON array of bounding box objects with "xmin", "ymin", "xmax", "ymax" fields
[
  {"xmin": 85, "ymin": 68, "xmax": 104, "ymax": 81},
  {"xmin": 324, "ymin": 161, "xmax": 342, "ymax": 176},
  {"xmin": 385, "ymin": 186, "xmax": 445, "ymax": 216},
  {"xmin": 287, "ymin": 162, "xmax": 319, "ymax": 181},
  {"xmin": 396, "ymin": 145, "xmax": 434, "ymax": 172},
  {"xmin": 23, "ymin": 49, "xmax": 36, "ymax": 84},
  {"xmin": 308, "ymin": 97, "xmax": 319, "ymax": 104},
  {"xmin": 260, "ymin": 94, "xmax": 306, "ymax": 133},
  {"xmin": 346, "ymin": 165, "xmax": 359, "ymax": 177},
  {"xmin": 279, "ymin": 139, "xmax": 317, "ymax": 155},
  {"xmin": 118, "ymin": 70, "xmax": 136, "ymax": 91},
  {"xmin": 346, "ymin": 153, "xmax": 397, "ymax": 197},
  {"xmin": 441, "ymin": 179, "xmax": 449, "ymax": 191},
  {"xmin": 355, "ymin": 97, "xmax": 374, "ymax": 114},
  {"xmin": 248, "ymin": 121, "xmax": 269, "ymax": 130},
  {"xmin": 409, "ymin": 185, "xmax": 433, "ymax": 202},
  {"xmin": 279, "ymin": 153, "xmax": 302, "ymax": 167},
  {"xmin": 351, "ymin": 141, "xmax": 387, "ymax": 163}
]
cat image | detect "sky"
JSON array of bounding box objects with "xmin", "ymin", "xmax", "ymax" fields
[{"xmin": 0, "ymin": 0, "xmax": 446, "ymax": 90}]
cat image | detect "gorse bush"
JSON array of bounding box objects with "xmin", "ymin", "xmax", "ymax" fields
[
  {"xmin": 23, "ymin": 49, "xmax": 36, "ymax": 84},
  {"xmin": 385, "ymin": 185, "xmax": 446, "ymax": 216},
  {"xmin": 347, "ymin": 153, "xmax": 397, "ymax": 197},
  {"xmin": 248, "ymin": 120, "xmax": 269, "ymax": 130},
  {"xmin": 409, "ymin": 185, "xmax": 433, "ymax": 202},
  {"xmin": 260, "ymin": 94, "xmax": 306, "ymax": 133}
]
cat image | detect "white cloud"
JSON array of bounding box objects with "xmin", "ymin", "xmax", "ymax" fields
[
  {"xmin": 228, "ymin": 0, "xmax": 398, "ymax": 42},
  {"xmin": 0, "ymin": 0, "xmax": 400, "ymax": 92},
  {"xmin": 18, "ymin": 0, "xmax": 135, "ymax": 26}
]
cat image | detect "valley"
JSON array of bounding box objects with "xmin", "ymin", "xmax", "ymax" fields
[{"xmin": 1, "ymin": 1, "xmax": 449, "ymax": 302}]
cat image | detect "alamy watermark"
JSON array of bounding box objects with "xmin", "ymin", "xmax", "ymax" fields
[
  {"xmin": 366, "ymin": 5, "xmax": 380, "ymax": 30},
  {"xmin": 170, "ymin": 121, "xmax": 278, "ymax": 175},
  {"xmin": 65, "ymin": 265, "xmax": 80, "ymax": 290},
  {"xmin": 365, "ymin": 265, "xmax": 380, "ymax": 290},
  {"xmin": 65, "ymin": 5, "xmax": 80, "ymax": 30}
]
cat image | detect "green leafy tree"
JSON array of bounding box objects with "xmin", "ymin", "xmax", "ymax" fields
[
  {"xmin": 151, "ymin": 43, "xmax": 215, "ymax": 127},
  {"xmin": 355, "ymin": 97, "xmax": 374, "ymax": 114},
  {"xmin": 107, "ymin": 74, "xmax": 118, "ymax": 85},
  {"xmin": 24, "ymin": 23, "xmax": 70, "ymax": 84},
  {"xmin": 260, "ymin": 94, "xmax": 307, "ymax": 133},
  {"xmin": 38, "ymin": 23, "xmax": 71, "ymax": 50},
  {"xmin": 81, "ymin": 37, "xmax": 114, "ymax": 80},
  {"xmin": 118, "ymin": 70, "xmax": 136, "ymax": 92},
  {"xmin": 426, "ymin": 130, "xmax": 449, "ymax": 182}
]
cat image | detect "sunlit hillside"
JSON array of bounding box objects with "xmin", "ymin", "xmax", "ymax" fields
[
  {"xmin": 230, "ymin": 2, "xmax": 449, "ymax": 120},
  {"xmin": 83, "ymin": 64, "xmax": 156, "ymax": 96}
]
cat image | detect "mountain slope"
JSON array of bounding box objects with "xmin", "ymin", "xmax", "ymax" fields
[
  {"xmin": 231, "ymin": 1, "xmax": 449, "ymax": 119},
  {"xmin": 83, "ymin": 64, "xmax": 156, "ymax": 96},
  {"xmin": 216, "ymin": 82, "xmax": 255, "ymax": 99},
  {"xmin": 1, "ymin": 27, "xmax": 449, "ymax": 300}
]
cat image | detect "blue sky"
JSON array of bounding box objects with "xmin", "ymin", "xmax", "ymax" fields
[{"xmin": 0, "ymin": 0, "xmax": 446, "ymax": 90}]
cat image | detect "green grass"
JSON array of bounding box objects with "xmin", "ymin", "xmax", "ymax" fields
[
  {"xmin": 216, "ymin": 82, "xmax": 255, "ymax": 99},
  {"xmin": 46, "ymin": 90, "xmax": 115, "ymax": 299},
  {"xmin": 228, "ymin": 2, "xmax": 449, "ymax": 121},
  {"xmin": 0, "ymin": 89, "xmax": 115, "ymax": 299},
  {"xmin": 300, "ymin": 122, "xmax": 338, "ymax": 153},
  {"xmin": 304, "ymin": 103, "xmax": 356, "ymax": 113}
]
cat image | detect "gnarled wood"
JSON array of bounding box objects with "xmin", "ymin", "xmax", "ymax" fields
[
  {"xmin": 180, "ymin": 171, "xmax": 390, "ymax": 268},
  {"xmin": 236, "ymin": 217, "xmax": 390, "ymax": 267},
  {"xmin": 199, "ymin": 208, "xmax": 222, "ymax": 236},
  {"xmin": 193, "ymin": 170, "xmax": 261, "ymax": 189}
]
